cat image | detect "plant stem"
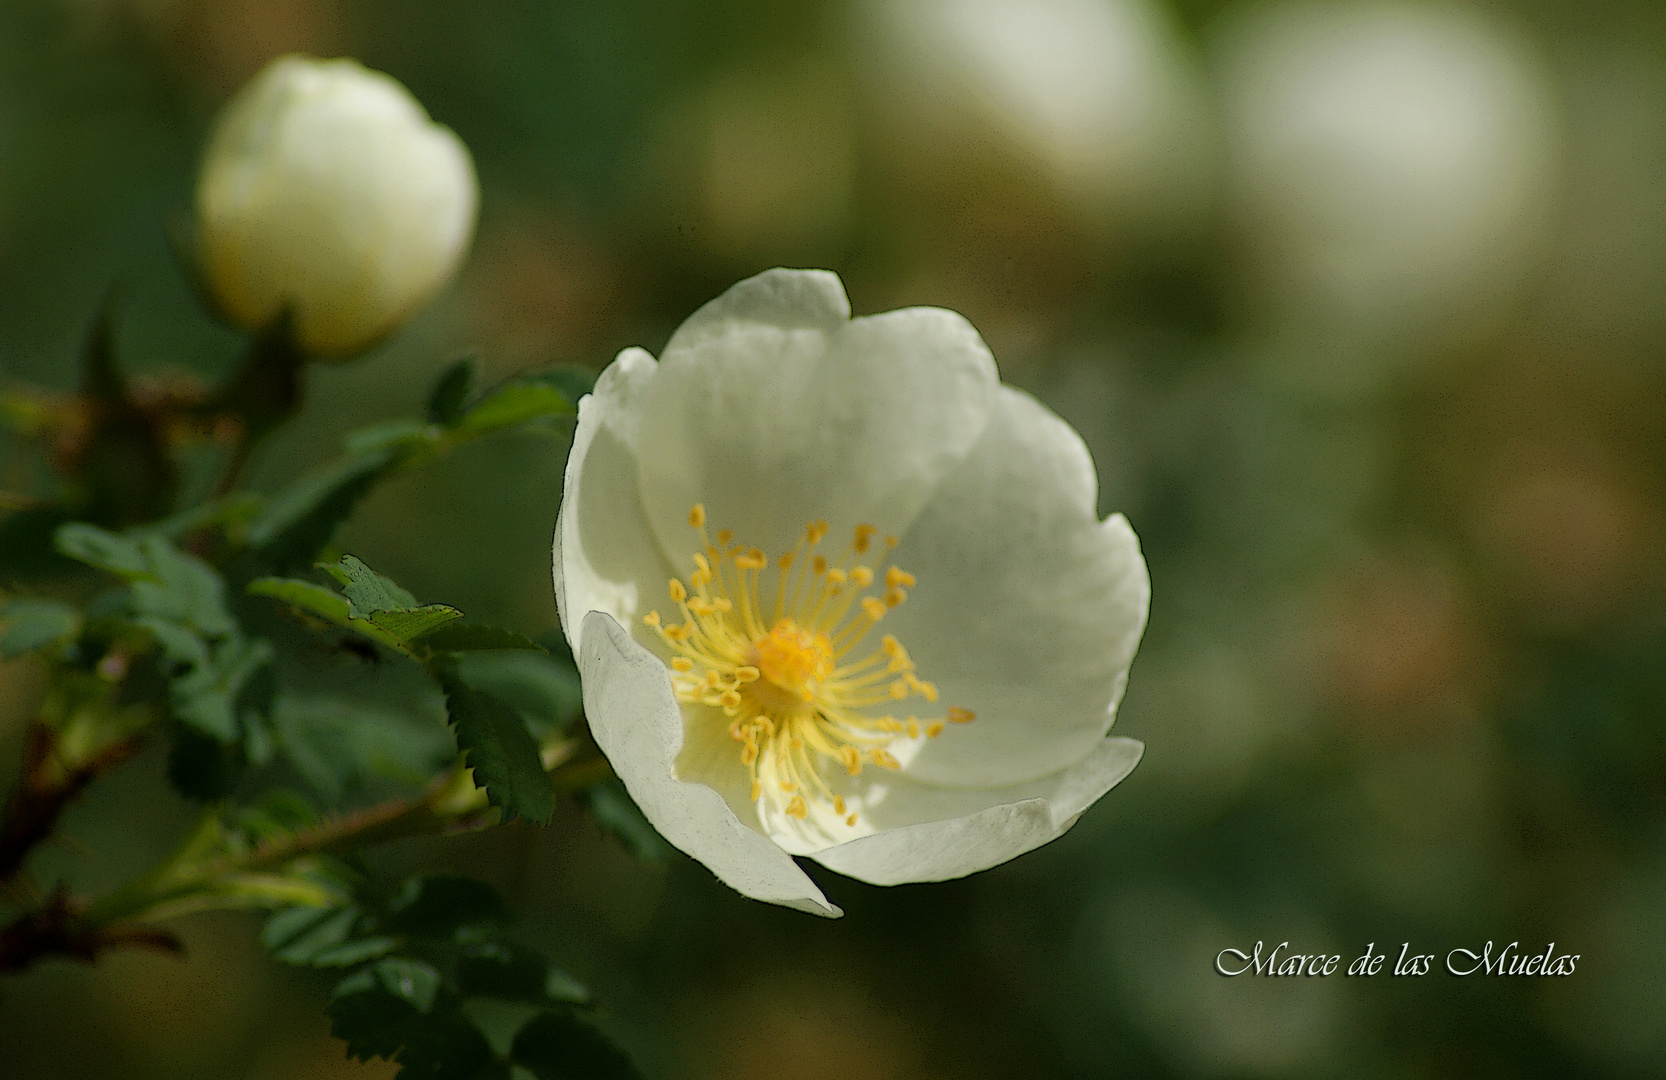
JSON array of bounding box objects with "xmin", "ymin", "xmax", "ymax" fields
[
  {"xmin": 0, "ymin": 740, "xmax": 613, "ymax": 973},
  {"xmin": 0, "ymin": 724, "xmax": 144, "ymax": 886},
  {"xmin": 206, "ymin": 317, "xmax": 308, "ymax": 497}
]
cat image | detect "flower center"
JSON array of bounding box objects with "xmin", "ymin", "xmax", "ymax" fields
[
  {"xmin": 642, "ymin": 505, "xmax": 974, "ymax": 830},
  {"xmin": 751, "ymin": 620, "xmax": 833, "ymax": 701}
]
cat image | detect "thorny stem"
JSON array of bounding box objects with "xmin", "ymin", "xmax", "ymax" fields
[{"xmin": 0, "ymin": 741, "xmax": 611, "ymax": 973}]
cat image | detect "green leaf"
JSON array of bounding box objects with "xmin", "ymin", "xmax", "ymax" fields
[
  {"xmin": 428, "ymin": 357, "xmax": 477, "ymax": 425},
  {"xmin": 383, "ymin": 875, "xmax": 510, "ymax": 939},
  {"xmin": 423, "ymin": 625, "xmax": 548, "ymax": 654},
  {"xmin": 56, "ymin": 526, "xmax": 237, "ymax": 637},
  {"xmin": 263, "ymin": 905, "xmax": 356, "ymax": 962},
  {"xmin": 454, "ymin": 383, "xmax": 573, "ymax": 437},
  {"xmin": 0, "ymin": 599, "xmax": 80, "ymax": 658},
  {"xmin": 272, "ymin": 694, "xmax": 452, "ymax": 802},
  {"xmin": 310, "ymin": 936, "xmax": 401, "ymax": 968},
  {"xmin": 247, "ymin": 450, "xmax": 394, "ymax": 572},
  {"xmin": 438, "ymin": 668, "xmax": 555, "ymax": 824},
  {"xmin": 135, "ymin": 615, "xmax": 209, "ymax": 668},
  {"xmin": 458, "ymin": 943, "xmax": 590, "ymax": 1007},
  {"xmin": 169, "ymin": 636, "xmax": 275, "ymax": 742},
  {"xmin": 579, "ymin": 780, "xmax": 672, "ymax": 863},
  {"xmin": 330, "ymin": 958, "xmax": 444, "ymax": 1061},
  {"xmin": 263, "ymin": 905, "xmax": 400, "ymax": 967},
  {"xmin": 455, "ymin": 652, "xmax": 582, "ymax": 736},
  {"xmin": 511, "ymin": 1011, "xmax": 645, "ymax": 1080},
  {"xmin": 321, "ymin": 554, "xmax": 419, "ymax": 615},
  {"xmin": 133, "ymin": 493, "xmax": 265, "ymax": 542},
  {"xmin": 370, "ymin": 605, "xmax": 465, "ymax": 641},
  {"xmin": 250, "ymin": 566, "xmax": 462, "ymax": 654},
  {"xmin": 368, "ymin": 957, "xmax": 442, "ymax": 1012},
  {"xmin": 54, "ymin": 522, "xmax": 147, "ymax": 576},
  {"xmin": 344, "ymin": 419, "xmax": 436, "ymax": 457},
  {"xmin": 127, "ymin": 537, "xmax": 235, "ymax": 637},
  {"xmin": 247, "ymin": 577, "xmax": 355, "ymax": 625}
]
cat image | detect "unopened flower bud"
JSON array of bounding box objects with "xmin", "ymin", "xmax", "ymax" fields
[{"xmin": 195, "ymin": 55, "xmax": 478, "ymax": 357}]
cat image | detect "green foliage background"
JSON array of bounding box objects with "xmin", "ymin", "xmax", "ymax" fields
[{"xmin": 3, "ymin": 0, "xmax": 1666, "ymax": 1077}]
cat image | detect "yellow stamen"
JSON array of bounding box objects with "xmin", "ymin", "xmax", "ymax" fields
[{"xmin": 644, "ymin": 510, "xmax": 970, "ymax": 832}]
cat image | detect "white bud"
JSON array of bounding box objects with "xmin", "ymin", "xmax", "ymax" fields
[{"xmin": 196, "ymin": 55, "xmax": 479, "ymax": 357}]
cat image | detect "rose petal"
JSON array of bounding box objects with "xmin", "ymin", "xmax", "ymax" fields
[
  {"xmin": 881, "ymin": 385, "xmax": 1150, "ymax": 786},
  {"xmin": 809, "ymin": 737, "xmax": 1144, "ymax": 884},
  {"xmin": 554, "ymin": 348, "xmax": 678, "ymax": 646},
  {"xmin": 578, "ymin": 611, "xmax": 841, "ymax": 917},
  {"xmin": 633, "ymin": 267, "xmax": 999, "ymax": 565}
]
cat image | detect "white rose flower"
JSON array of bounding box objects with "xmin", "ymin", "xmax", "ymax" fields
[
  {"xmin": 554, "ymin": 269, "xmax": 1149, "ymax": 916},
  {"xmin": 196, "ymin": 55, "xmax": 478, "ymax": 357}
]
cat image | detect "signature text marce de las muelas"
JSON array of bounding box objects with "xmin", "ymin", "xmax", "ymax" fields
[{"xmin": 1215, "ymin": 940, "xmax": 1579, "ymax": 978}]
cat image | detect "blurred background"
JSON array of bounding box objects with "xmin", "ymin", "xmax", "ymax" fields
[{"xmin": 3, "ymin": 0, "xmax": 1665, "ymax": 1076}]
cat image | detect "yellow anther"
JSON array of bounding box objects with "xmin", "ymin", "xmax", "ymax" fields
[
  {"xmin": 658, "ymin": 508, "xmax": 962, "ymax": 824},
  {"xmin": 885, "ymin": 535, "xmax": 900, "ymax": 549},
  {"xmin": 948, "ymin": 707, "xmax": 975, "ymax": 724}
]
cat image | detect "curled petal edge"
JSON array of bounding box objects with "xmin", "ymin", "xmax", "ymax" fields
[
  {"xmin": 577, "ymin": 610, "xmax": 841, "ymax": 917},
  {"xmin": 808, "ymin": 737, "xmax": 1143, "ymax": 886}
]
